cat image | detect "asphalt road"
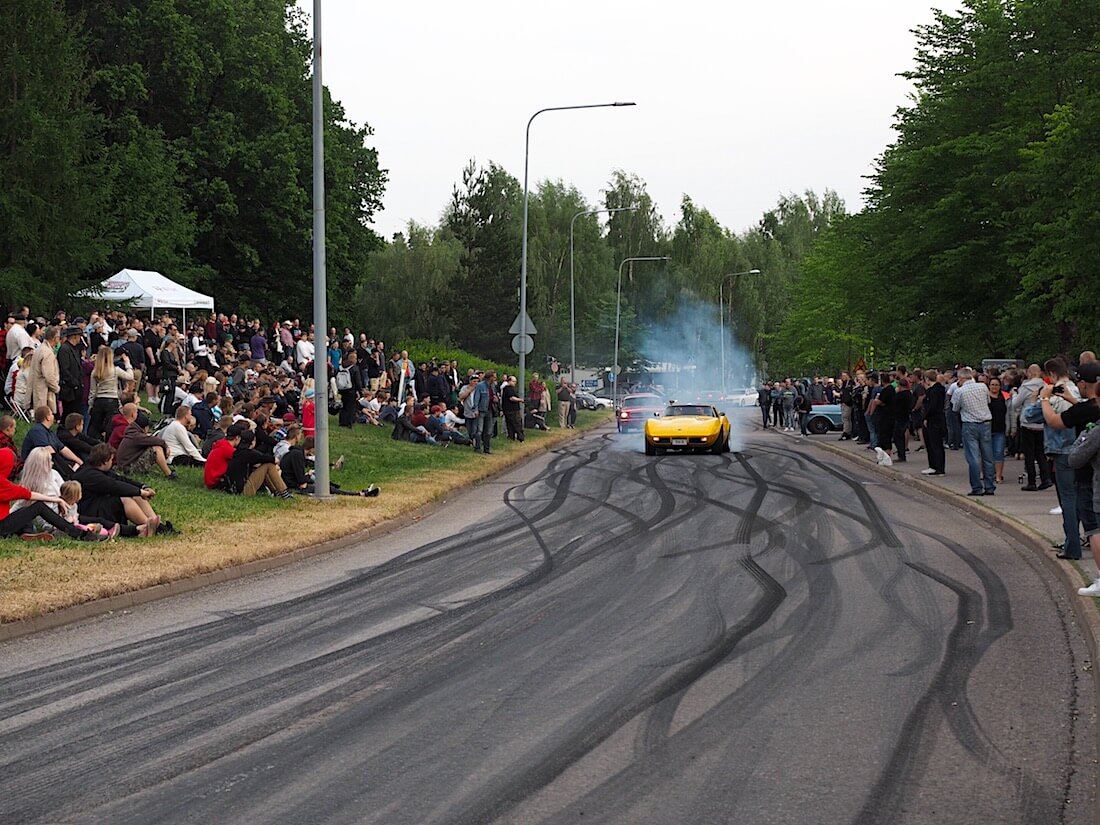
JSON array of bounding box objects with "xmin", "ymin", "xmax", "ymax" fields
[{"xmin": 0, "ymin": 423, "xmax": 1094, "ymax": 824}]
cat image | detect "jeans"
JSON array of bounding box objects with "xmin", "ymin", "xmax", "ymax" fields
[
  {"xmin": 867, "ymin": 414, "xmax": 879, "ymax": 449},
  {"xmin": 464, "ymin": 415, "xmax": 481, "ymax": 455},
  {"xmin": 990, "ymin": 432, "xmax": 1005, "ymax": 467},
  {"xmin": 760, "ymin": 405, "xmax": 770, "ymax": 427},
  {"xmin": 962, "ymin": 421, "xmax": 996, "ymax": 493},
  {"xmin": 947, "ymin": 409, "xmax": 962, "ymax": 449},
  {"xmin": 1051, "ymin": 454, "xmax": 1080, "ymax": 557},
  {"xmin": 799, "ymin": 412, "xmax": 808, "ymax": 435}
]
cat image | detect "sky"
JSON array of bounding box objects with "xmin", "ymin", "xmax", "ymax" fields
[{"xmin": 299, "ymin": 0, "xmax": 959, "ymax": 239}]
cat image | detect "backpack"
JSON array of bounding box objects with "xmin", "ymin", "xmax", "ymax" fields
[{"xmin": 335, "ymin": 367, "xmax": 352, "ymax": 391}]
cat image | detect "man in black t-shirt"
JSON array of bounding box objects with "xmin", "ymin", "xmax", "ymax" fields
[
  {"xmin": 501, "ymin": 375, "xmax": 524, "ymax": 441},
  {"xmin": 1041, "ymin": 362, "xmax": 1100, "ymax": 559}
]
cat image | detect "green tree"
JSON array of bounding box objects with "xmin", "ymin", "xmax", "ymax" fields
[
  {"xmin": 444, "ymin": 160, "xmax": 522, "ymax": 362},
  {"xmin": 0, "ymin": 0, "xmax": 108, "ymax": 312}
]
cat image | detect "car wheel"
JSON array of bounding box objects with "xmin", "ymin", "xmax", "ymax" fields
[
  {"xmin": 722, "ymin": 434, "xmax": 731, "ymax": 452},
  {"xmin": 711, "ymin": 436, "xmax": 724, "ymax": 454},
  {"xmin": 808, "ymin": 417, "xmax": 829, "ymax": 435},
  {"xmin": 645, "ymin": 440, "xmax": 655, "ymax": 456}
]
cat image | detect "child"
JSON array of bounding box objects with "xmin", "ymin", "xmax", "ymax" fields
[{"xmin": 59, "ymin": 480, "xmax": 120, "ymax": 538}]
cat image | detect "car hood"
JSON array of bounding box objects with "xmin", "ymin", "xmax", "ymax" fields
[{"xmin": 646, "ymin": 416, "xmax": 722, "ymax": 433}]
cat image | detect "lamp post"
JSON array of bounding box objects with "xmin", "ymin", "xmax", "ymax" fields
[
  {"xmin": 613, "ymin": 256, "xmax": 670, "ymax": 407},
  {"xmin": 718, "ymin": 269, "xmax": 761, "ymax": 395},
  {"xmin": 519, "ymin": 102, "xmax": 635, "ymax": 398},
  {"xmin": 570, "ymin": 205, "xmax": 638, "ymax": 384},
  {"xmin": 311, "ymin": 0, "xmax": 331, "ymax": 500}
]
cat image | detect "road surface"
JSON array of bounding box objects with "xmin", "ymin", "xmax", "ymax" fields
[{"xmin": 0, "ymin": 425, "xmax": 1094, "ymax": 824}]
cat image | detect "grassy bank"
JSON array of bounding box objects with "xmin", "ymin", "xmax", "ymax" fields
[{"xmin": 0, "ymin": 409, "xmax": 610, "ymax": 622}]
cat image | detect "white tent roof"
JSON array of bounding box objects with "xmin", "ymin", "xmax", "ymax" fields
[{"xmin": 81, "ymin": 269, "xmax": 214, "ymax": 311}]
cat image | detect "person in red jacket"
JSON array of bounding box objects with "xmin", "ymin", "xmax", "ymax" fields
[
  {"xmin": 204, "ymin": 423, "xmax": 243, "ymax": 489},
  {"xmin": 107, "ymin": 411, "xmax": 129, "ymax": 450},
  {"xmin": 0, "ymin": 448, "xmax": 105, "ymax": 540}
]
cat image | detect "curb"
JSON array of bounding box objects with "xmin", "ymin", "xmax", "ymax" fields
[{"xmin": 0, "ymin": 418, "xmax": 608, "ymax": 643}]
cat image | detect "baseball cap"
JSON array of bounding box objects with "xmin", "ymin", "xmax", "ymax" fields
[{"xmin": 1076, "ymin": 362, "xmax": 1100, "ymax": 384}]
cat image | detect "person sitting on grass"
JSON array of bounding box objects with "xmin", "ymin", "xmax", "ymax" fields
[
  {"xmin": 279, "ymin": 435, "xmax": 379, "ymax": 497},
  {"xmin": 13, "ymin": 447, "xmax": 116, "ymax": 538},
  {"xmin": 0, "ymin": 415, "xmax": 21, "ymax": 478},
  {"xmin": 190, "ymin": 391, "xmax": 218, "ymax": 439},
  {"xmin": 524, "ymin": 401, "xmax": 549, "ymax": 431},
  {"xmin": 74, "ymin": 443, "xmax": 163, "ymax": 537},
  {"xmin": 273, "ymin": 424, "xmax": 300, "ymax": 464},
  {"xmin": 202, "ymin": 415, "xmax": 233, "ymax": 458},
  {"xmin": 161, "ymin": 404, "xmax": 206, "ymax": 467},
  {"xmin": 58, "ymin": 480, "xmax": 121, "ymax": 538},
  {"xmin": 21, "ymin": 406, "xmax": 83, "ymax": 475},
  {"xmin": 0, "ymin": 448, "xmax": 108, "ymax": 541},
  {"xmin": 115, "ymin": 403, "xmax": 178, "ymax": 481},
  {"xmin": 58, "ymin": 412, "xmax": 100, "ymax": 464},
  {"xmin": 225, "ymin": 429, "xmax": 293, "ymax": 498},
  {"xmin": 426, "ymin": 405, "xmax": 470, "ymax": 445}
]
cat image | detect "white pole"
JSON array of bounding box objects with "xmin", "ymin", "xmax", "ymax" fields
[{"xmin": 311, "ymin": 0, "xmax": 330, "ymax": 499}]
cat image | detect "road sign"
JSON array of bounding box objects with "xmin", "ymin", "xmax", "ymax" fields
[
  {"xmin": 612, "ymin": 363, "xmax": 622, "ymax": 374},
  {"xmin": 511, "ymin": 334, "xmax": 534, "ymax": 355},
  {"xmin": 580, "ymin": 379, "xmax": 599, "ymax": 389},
  {"xmin": 508, "ymin": 311, "xmax": 538, "ymax": 335},
  {"xmin": 608, "ymin": 373, "xmax": 615, "ymax": 383}
]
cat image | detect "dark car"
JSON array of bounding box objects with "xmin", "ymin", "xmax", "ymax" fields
[{"xmin": 616, "ymin": 393, "xmax": 664, "ymax": 432}]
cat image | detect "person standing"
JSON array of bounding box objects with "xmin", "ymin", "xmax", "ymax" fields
[
  {"xmin": 1013, "ymin": 364, "xmax": 1053, "ymax": 491},
  {"xmin": 557, "ymin": 380, "xmax": 572, "ymax": 430},
  {"xmin": 920, "ymin": 370, "xmax": 947, "ymax": 476},
  {"xmin": 501, "ymin": 375, "xmax": 524, "ymax": 441},
  {"xmin": 337, "ymin": 352, "xmax": 362, "ymax": 428},
  {"xmin": 26, "ymin": 326, "xmax": 61, "ymax": 414},
  {"xmin": 838, "ymin": 372, "xmax": 855, "ymax": 440},
  {"xmin": 1039, "ymin": 361, "xmax": 1100, "ymax": 560},
  {"xmin": 952, "ymin": 368, "xmax": 995, "ymax": 496},
  {"xmin": 57, "ymin": 326, "xmax": 85, "ymax": 418},
  {"xmin": 988, "ymin": 376, "xmax": 1009, "ymax": 484}
]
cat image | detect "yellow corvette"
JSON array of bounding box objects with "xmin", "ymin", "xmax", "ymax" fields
[{"xmin": 644, "ymin": 403, "xmax": 731, "ymax": 455}]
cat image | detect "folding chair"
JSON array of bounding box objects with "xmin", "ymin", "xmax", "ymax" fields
[{"xmin": 6, "ymin": 395, "xmax": 31, "ymax": 424}]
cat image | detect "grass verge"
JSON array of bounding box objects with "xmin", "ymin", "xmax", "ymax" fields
[{"xmin": 0, "ymin": 409, "xmax": 611, "ymax": 623}]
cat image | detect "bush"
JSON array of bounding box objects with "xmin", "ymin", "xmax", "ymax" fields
[{"xmin": 396, "ymin": 339, "xmax": 516, "ymax": 377}]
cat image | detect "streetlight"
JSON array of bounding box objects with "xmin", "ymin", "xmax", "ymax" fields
[
  {"xmin": 518, "ymin": 102, "xmax": 636, "ymax": 397},
  {"xmin": 613, "ymin": 256, "xmax": 670, "ymax": 407},
  {"xmin": 719, "ymin": 269, "xmax": 761, "ymax": 395},
  {"xmin": 311, "ymin": 0, "xmax": 331, "ymax": 500},
  {"xmin": 570, "ymin": 205, "xmax": 638, "ymax": 384}
]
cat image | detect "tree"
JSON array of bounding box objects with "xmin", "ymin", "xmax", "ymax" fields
[
  {"xmin": 357, "ymin": 224, "xmax": 464, "ymax": 343},
  {"xmin": 444, "ymin": 160, "xmax": 522, "ymax": 362},
  {"xmin": 0, "ymin": 0, "xmax": 108, "ymax": 312}
]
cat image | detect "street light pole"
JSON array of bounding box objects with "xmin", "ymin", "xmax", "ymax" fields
[
  {"xmin": 311, "ymin": 0, "xmax": 331, "ymax": 500},
  {"xmin": 614, "ymin": 256, "xmax": 670, "ymax": 407},
  {"xmin": 570, "ymin": 205, "xmax": 638, "ymax": 384},
  {"xmin": 718, "ymin": 269, "xmax": 761, "ymax": 395},
  {"xmin": 519, "ymin": 101, "xmax": 635, "ymax": 398}
]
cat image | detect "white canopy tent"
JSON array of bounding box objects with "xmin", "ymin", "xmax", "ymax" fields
[{"xmin": 79, "ymin": 268, "xmax": 214, "ymax": 329}]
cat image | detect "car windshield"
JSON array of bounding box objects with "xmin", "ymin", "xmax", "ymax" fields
[
  {"xmin": 665, "ymin": 405, "xmax": 712, "ymax": 417},
  {"xmin": 623, "ymin": 397, "xmax": 658, "ymax": 409}
]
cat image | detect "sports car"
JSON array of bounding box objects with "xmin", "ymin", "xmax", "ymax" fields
[{"xmin": 644, "ymin": 403, "xmax": 731, "ymax": 455}]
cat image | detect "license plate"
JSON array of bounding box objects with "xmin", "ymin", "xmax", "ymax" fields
[{"xmin": 672, "ymin": 438, "xmax": 688, "ymax": 446}]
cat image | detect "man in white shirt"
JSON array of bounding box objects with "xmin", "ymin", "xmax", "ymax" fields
[
  {"xmin": 162, "ymin": 405, "xmax": 206, "ymax": 465},
  {"xmin": 5, "ymin": 315, "xmax": 32, "ymax": 362},
  {"xmin": 951, "ymin": 368, "xmax": 995, "ymax": 496},
  {"xmin": 295, "ymin": 333, "xmax": 315, "ymax": 372}
]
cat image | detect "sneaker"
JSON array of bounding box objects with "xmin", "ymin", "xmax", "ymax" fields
[
  {"xmin": 107, "ymin": 524, "xmax": 121, "ymax": 539},
  {"xmin": 138, "ymin": 515, "xmax": 161, "ymax": 538},
  {"xmin": 920, "ymin": 468, "xmax": 937, "ymax": 475},
  {"xmin": 1038, "ymin": 481, "xmax": 1054, "ymax": 490},
  {"xmin": 20, "ymin": 532, "xmax": 54, "ymax": 542},
  {"xmin": 1050, "ymin": 505, "xmax": 1063, "ymax": 515},
  {"xmin": 80, "ymin": 529, "xmax": 109, "ymax": 542},
  {"xmin": 1078, "ymin": 579, "xmax": 1100, "ymax": 597},
  {"xmin": 333, "ymin": 454, "xmax": 345, "ymax": 471},
  {"xmin": 165, "ymin": 471, "xmax": 179, "ymax": 481},
  {"xmin": 1021, "ymin": 484, "xmax": 1038, "ymax": 491}
]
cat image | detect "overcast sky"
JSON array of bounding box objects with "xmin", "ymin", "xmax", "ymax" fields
[{"xmin": 299, "ymin": 1, "xmax": 958, "ymax": 239}]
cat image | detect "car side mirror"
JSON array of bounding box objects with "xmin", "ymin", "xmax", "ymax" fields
[{"xmin": 719, "ymin": 410, "xmax": 726, "ymax": 416}]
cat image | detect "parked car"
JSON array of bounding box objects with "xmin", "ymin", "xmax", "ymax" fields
[
  {"xmin": 806, "ymin": 403, "xmax": 843, "ymax": 435},
  {"xmin": 575, "ymin": 390, "xmax": 612, "ymax": 410}
]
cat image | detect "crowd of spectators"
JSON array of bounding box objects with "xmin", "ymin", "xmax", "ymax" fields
[
  {"xmin": 0, "ymin": 307, "xmax": 577, "ymax": 541},
  {"xmin": 757, "ymin": 352, "xmax": 1100, "ymax": 597}
]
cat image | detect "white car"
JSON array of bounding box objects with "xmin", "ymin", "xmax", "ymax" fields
[{"xmin": 728, "ymin": 387, "xmax": 759, "ymax": 407}]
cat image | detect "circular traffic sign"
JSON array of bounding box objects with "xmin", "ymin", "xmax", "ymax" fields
[{"xmin": 511, "ymin": 334, "xmax": 534, "ymax": 355}]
